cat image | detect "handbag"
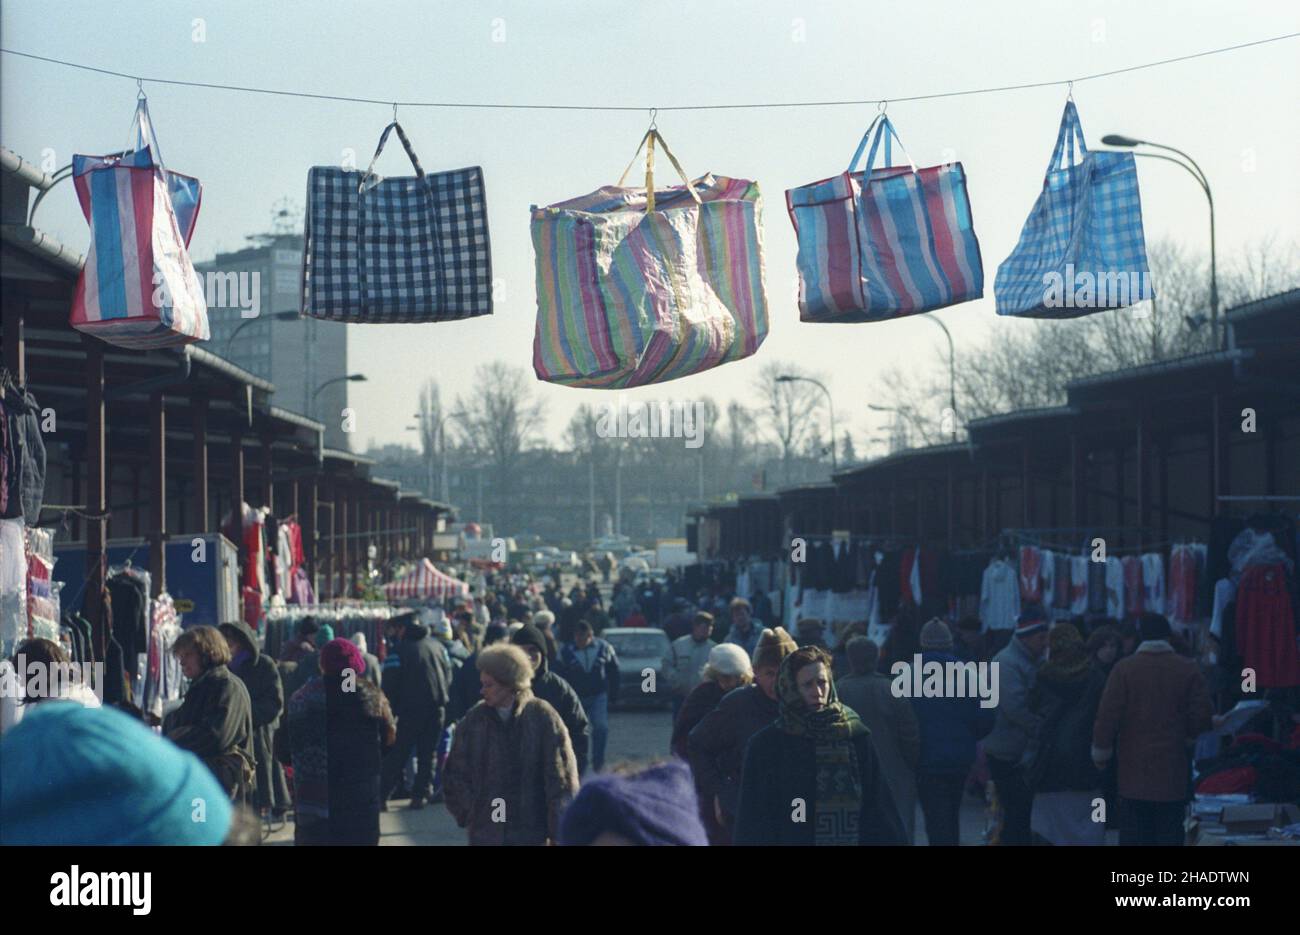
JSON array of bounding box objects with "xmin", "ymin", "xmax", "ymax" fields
[
  {"xmin": 301, "ymin": 122, "xmax": 493, "ymax": 323},
  {"xmin": 786, "ymin": 113, "xmax": 984, "ymax": 322},
  {"xmin": 70, "ymin": 99, "xmax": 210, "ymax": 349},
  {"xmin": 531, "ymin": 128, "xmax": 768, "ymax": 388},
  {"xmin": 995, "ymin": 101, "xmax": 1154, "ymax": 318}
]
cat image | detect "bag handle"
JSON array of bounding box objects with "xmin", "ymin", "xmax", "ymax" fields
[
  {"xmin": 360, "ymin": 121, "xmax": 426, "ymax": 194},
  {"xmin": 847, "ymin": 114, "xmax": 917, "ymax": 176},
  {"xmin": 617, "ymin": 128, "xmax": 702, "ymax": 213},
  {"xmin": 126, "ymin": 98, "xmax": 171, "ymax": 177},
  {"xmin": 1047, "ymin": 101, "xmax": 1089, "ymax": 176}
]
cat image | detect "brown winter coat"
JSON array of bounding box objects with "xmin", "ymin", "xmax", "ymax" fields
[
  {"xmin": 1091, "ymin": 642, "xmax": 1214, "ymax": 803},
  {"xmin": 442, "ymin": 688, "xmax": 579, "ymax": 845}
]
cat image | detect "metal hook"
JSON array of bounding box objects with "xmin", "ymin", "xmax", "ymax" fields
[
  {"xmin": 878, "ymin": 100, "xmax": 888, "ymax": 114},
  {"xmin": 137, "ymin": 78, "xmax": 146, "ymax": 100},
  {"xmin": 648, "ymin": 108, "xmax": 658, "ymax": 132},
  {"xmin": 392, "ymin": 102, "xmax": 399, "ymax": 123},
  {"xmin": 1066, "ymin": 81, "xmax": 1074, "ymax": 102}
]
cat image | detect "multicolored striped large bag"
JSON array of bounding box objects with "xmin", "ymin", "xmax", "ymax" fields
[
  {"xmin": 70, "ymin": 99, "xmax": 209, "ymax": 349},
  {"xmin": 786, "ymin": 114, "xmax": 984, "ymax": 322},
  {"xmin": 531, "ymin": 129, "xmax": 768, "ymax": 388},
  {"xmin": 995, "ymin": 101, "xmax": 1153, "ymax": 319}
]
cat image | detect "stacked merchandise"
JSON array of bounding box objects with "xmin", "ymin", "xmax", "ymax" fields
[
  {"xmin": 222, "ymin": 502, "xmax": 269, "ymax": 631},
  {"xmin": 1211, "ymin": 522, "xmax": 1300, "ymax": 691},
  {"xmin": 0, "ymin": 518, "xmax": 28, "ymax": 655},
  {"xmin": 980, "ymin": 554, "xmax": 1021, "ymax": 633},
  {"xmin": 263, "ymin": 604, "xmax": 396, "ymax": 664},
  {"xmin": 139, "ymin": 593, "xmax": 183, "ymax": 721},
  {"xmin": 265, "ymin": 514, "xmax": 307, "ymax": 602},
  {"xmin": 24, "ymin": 527, "xmax": 59, "ymax": 643}
]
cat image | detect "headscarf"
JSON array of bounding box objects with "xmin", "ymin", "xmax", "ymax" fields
[
  {"xmin": 774, "ymin": 650, "xmax": 863, "ymax": 845},
  {"xmin": 1037, "ymin": 623, "xmax": 1090, "ymax": 684}
]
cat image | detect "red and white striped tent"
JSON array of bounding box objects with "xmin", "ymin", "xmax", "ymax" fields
[{"xmin": 384, "ymin": 559, "xmax": 470, "ymax": 601}]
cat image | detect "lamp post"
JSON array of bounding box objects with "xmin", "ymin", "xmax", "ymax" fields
[
  {"xmin": 1101, "ymin": 134, "xmax": 1220, "ymax": 348},
  {"xmin": 437, "ymin": 411, "xmax": 469, "ymax": 505},
  {"xmin": 311, "ymin": 373, "xmax": 367, "ymax": 425},
  {"xmin": 776, "ymin": 374, "xmax": 837, "ymax": 472},
  {"xmin": 921, "ymin": 313, "xmax": 958, "ymax": 441},
  {"xmin": 224, "ymin": 311, "xmax": 299, "ymax": 357}
]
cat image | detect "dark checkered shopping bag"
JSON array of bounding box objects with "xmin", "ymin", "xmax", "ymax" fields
[{"xmin": 301, "ymin": 122, "xmax": 493, "ymax": 323}]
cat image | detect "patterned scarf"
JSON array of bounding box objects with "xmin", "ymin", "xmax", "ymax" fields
[
  {"xmin": 775, "ymin": 656, "xmax": 863, "ymax": 846},
  {"xmin": 286, "ymin": 676, "xmax": 329, "ymax": 819}
]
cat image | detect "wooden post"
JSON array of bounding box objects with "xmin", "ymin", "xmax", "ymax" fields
[
  {"xmin": 1021, "ymin": 441, "xmax": 1032, "ymax": 527},
  {"xmin": 260, "ymin": 435, "xmax": 274, "ymax": 513},
  {"xmin": 192, "ymin": 399, "xmax": 209, "ymax": 533},
  {"xmin": 946, "ymin": 461, "xmax": 956, "ymax": 550},
  {"xmin": 1137, "ymin": 407, "xmax": 1150, "ymax": 550},
  {"xmin": 1070, "ymin": 433, "xmax": 1083, "ymax": 530},
  {"xmin": 2, "ymin": 301, "xmax": 24, "ymax": 383},
  {"xmin": 231, "ymin": 421, "xmax": 245, "ymax": 512},
  {"xmin": 84, "ymin": 341, "xmax": 107, "ymax": 657},
  {"xmin": 149, "ymin": 393, "xmax": 166, "ymax": 597}
]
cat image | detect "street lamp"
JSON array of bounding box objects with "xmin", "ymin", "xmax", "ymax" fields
[
  {"xmin": 776, "ymin": 374, "xmax": 837, "ymax": 472},
  {"xmin": 224, "ymin": 311, "xmax": 300, "ymax": 357},
  {"xmin": 1101, "ymin": 133, "xmax": 1220, "ymax": 348},
  {"xmin": 921, "ymin": 313, "xmax": 958, "ymax": 441},
  {"xmin": 310, "ymin": 373, "xmax": 367, "ymax": 423}
]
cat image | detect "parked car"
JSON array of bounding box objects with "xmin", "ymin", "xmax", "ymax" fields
[{"xmin": 602, "ymin": 627, "xmax": 672, "ymax": 709}]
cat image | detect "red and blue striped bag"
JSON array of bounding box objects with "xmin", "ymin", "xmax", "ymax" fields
[
  {"xmin": 70, "ymin": 100, "xmax": 209, "ymax": 349},
  {"xmin": 786, "ymin": 115, "xmax": 983, "ymax": 322},
  {"xmin": 531, "ymin": 129, "xmax": 768, "ymax": 388}
]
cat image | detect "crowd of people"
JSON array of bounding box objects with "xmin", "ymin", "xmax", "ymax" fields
[{"xmin": 2, "ymin": 561, "xmax": 1295, "ymax": 847}]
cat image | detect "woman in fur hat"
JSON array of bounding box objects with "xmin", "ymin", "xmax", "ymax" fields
[{"xmin": 442, "ymin": 643, "xmax": 579, "ymax": 845}]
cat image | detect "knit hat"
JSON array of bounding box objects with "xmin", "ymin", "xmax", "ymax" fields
[
  {"xmin": 1016, "ymin": 605, "xmax": 1049, "ymax": 636},
  {"xmin": 920, "ymin": 618, "xmax": 954, "ymax": 650},
  {"xmin": 707, "ymin": 643, "xmax": 752, "ymax": 679},
  {"xmin": 431, "ymin": 616, "xmax": 454, "ymax": 642},
  {"xmin": 320, "ymin": 637, "xmax": 366, "ymax": 677},
  {"xmin": 752, "ymin": 626, "xmax": 798, "ymax": 670},
  {"xmin": 510, "ymin": 623, "xmax": 548, "ymax": 658},
  {"xmin": 533, "ymin": 610, "xmax": 556, "ymax": 628},
  {"xmin": 558, "ymin": 760, "xmax": 708, "ymax": 846},
  {"xmin": 0, "ymin": 702, "xmax": 231, "ymax": 845},
  {"xmin": 314, "ymin": 623, "xmax": 336, "ymax": 647},
  {"xmin": 483, "ymin": 622, "xmax": 509, "ymax": 646}
]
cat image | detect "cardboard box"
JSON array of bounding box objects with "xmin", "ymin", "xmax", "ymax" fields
[{"xmin": 1219, "ymin": 803, "xmax": 1300, "ymax": 834}]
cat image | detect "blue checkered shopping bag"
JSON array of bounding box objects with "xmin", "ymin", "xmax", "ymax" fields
[
  {"xmin": 995, "ymin": 102, "xmax": 1153, "ymax": 319},
  {"xmin": 302, "ymin": 122, "xmax": 493, "ymax": 323}
]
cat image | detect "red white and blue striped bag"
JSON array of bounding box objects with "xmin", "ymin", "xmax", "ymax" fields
[
  {"xmin": 786, "ymin": 115, "xmax": 984, "ymax": 322},
  {"xmin": 70, "ymin": 100, "xmax": 209, "ymax": 349}
]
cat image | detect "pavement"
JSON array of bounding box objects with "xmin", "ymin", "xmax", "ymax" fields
[{"xmin": 266, "ymin": 704, "xmax": 994, "ymax": 845}]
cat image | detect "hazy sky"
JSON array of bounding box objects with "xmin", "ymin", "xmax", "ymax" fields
[{"xmin": 3, "ymin": 0, "xmax": 1297, "ymax": 455}]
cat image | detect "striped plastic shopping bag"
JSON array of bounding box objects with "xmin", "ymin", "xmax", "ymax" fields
[
  {"xmin": 70, "ymin": 99, "xmax": 209, "ymax": 349},
  {"xmin": 995, "ymin": 101, "xmax": 1154, "ymax": 318},
  {"xmin": 531, "ymin": 128, "xmax": 768, "ymax": 388},
  {"xmin": 786, "ymin": 114, "xmax": 984, "ymax": 322}
]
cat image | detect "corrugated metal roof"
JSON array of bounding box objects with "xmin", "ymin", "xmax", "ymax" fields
[
  {"xmin": 967, "ymin": 406, "xmax": 1077, "ymax": 429},
  {"xmin": 269, "ymin": 405, "xmax": 324, "ymax": 433},
  {"xmin": 1226, "ymin": 287, "xmax": 1300, "ymax": 322},
  {"xmin": 1066, "ymin": 349, "xmax": 1250, "ymax": 390}
]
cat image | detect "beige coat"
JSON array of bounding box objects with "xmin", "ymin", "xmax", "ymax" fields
[{"xmin": 443, "ymin": 689, "xmax": 579, "ymax": 845}]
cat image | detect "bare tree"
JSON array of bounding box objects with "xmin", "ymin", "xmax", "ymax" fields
[
  {"xmin": 453, "ymin": 361, "xmax": 547, "ymax": 509},
  {"xmin": 753, "ymin": 360, "xmax": 824, "ymax": 484},
  {"xmin": 876, "ymin": 239, "xmax": 1299, "ymax": 444}
]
